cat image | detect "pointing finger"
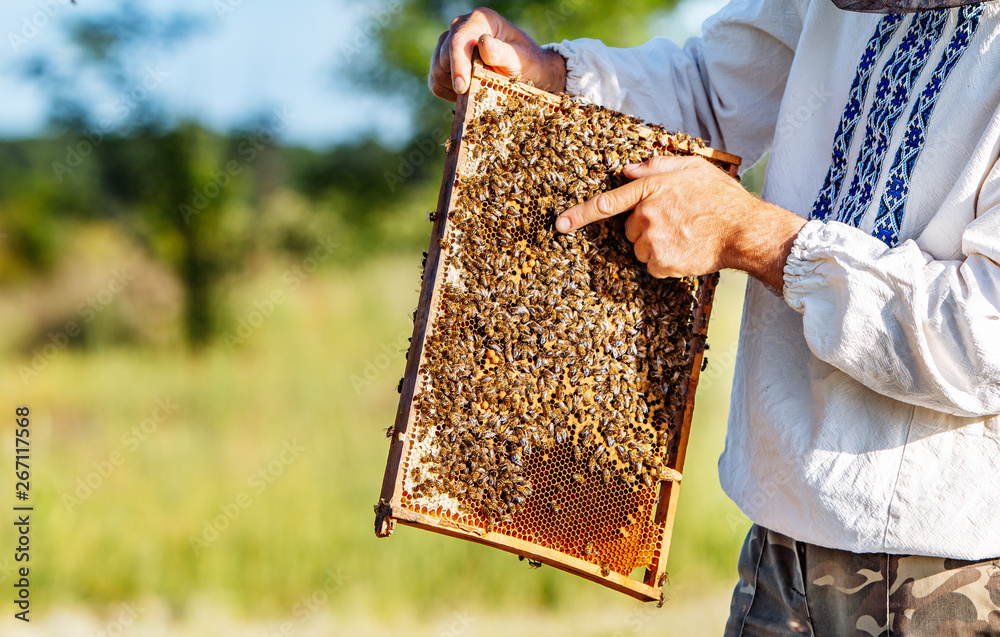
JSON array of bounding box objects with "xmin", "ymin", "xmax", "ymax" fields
[
  {"xmin": 556, "ymin": 179, "xmax": 651, "ymax": 233},
  {"xmin": 622, "ymin": 155, "xmax": 702, "ymax": 180}
]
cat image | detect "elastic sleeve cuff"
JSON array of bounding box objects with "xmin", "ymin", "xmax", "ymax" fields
[
  {"xmin": 542, "ymin": 40, "xmax": 600, "ymax": 102},
  {"xmin": 782, "ymin": 219, "xmax": 830, "ymax": 313}
]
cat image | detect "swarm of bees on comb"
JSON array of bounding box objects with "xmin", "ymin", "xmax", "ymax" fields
[
  {"xmin": 378, "ymin": 63, "xmax": 737, "ymax": 602},
  {"xmin": 411, "ymin": 90, "xmax": 704, "ymax": 517}
]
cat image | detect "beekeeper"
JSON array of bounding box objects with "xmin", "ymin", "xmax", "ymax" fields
[{"xmin": 430, "ymin": 1, "xmax": 1000, "ymax": 633}]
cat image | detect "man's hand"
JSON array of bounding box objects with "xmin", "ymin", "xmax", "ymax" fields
[
  {"xmin": 555, "ymin": 156, "xmax": 808, "ymax": 291},
  {"xmin": 429, "ymin": 7, "xmax": 567, "ymax": 102}
]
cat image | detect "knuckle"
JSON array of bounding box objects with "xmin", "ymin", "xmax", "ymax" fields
[
  {"xmin": 633, "ymin": 244, "xmax": 647, "ymax": 263},
  {"xmin": 594, "ymin": 194, "xmax": 613, "ymax": 217},
  {"xmin": 646, "ymin": 258, "xmax": 669, "ymax": 278},
  {"xmin": 470, "ymin": 7, "xmax": 496, "ymax": 20},
  {"xmin": 649, "ymin": 155, "xmax": 671, "ymax": 169},
  {"xmin": 688, "ymin": 156, "xmax": 709, "ymax": 170},
  {"xmin": 637, "ymin": 179, "xmax": 655, "ymax": 201},
  {"xmin": 430, "ymin": 65, "xmax": 448, "ymax": 81}
]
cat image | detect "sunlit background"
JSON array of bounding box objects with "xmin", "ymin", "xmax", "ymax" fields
[{"xmin": 0, "ymin": 1, "xmax": 775, "ymax": 635}]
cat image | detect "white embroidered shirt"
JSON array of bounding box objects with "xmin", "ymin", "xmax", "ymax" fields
[{"xmin": 549, "ymin": 0, "xmax": 1000, "ymax": 559}]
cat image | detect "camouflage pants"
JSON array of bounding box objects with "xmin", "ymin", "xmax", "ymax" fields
[{"xmin": 724, "ymin": 525, "xmax": 1000, "ymax": 636}]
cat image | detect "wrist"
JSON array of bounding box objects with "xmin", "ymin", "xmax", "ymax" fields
[
  {"xmin": 725, "ymin": 199, "xmax": 807, "ymax": 292},
  {"xmin": 538, "ymin": 48, "xmax": 567, "ymax": 93}
]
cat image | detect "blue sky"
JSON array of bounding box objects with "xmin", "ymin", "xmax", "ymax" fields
[{"xmin": 0, "ymin": 0, "xmax": 724, "ymax": 148}]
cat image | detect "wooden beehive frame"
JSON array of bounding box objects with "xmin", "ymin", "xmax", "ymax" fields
[{"xmin": 376, "ymin": 61, "xmax": 740, "ymax": 603}]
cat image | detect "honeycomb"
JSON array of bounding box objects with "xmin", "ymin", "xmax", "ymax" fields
[{"xmin": 377, "ymin": 63, "xmax": 738, "ymax": 602}]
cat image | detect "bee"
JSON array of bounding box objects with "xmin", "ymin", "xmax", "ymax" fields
[
  {"xmin": 555, "ymin": 427, "xmax": 570, "ymax": 445},
  {"xmin": 584, "ymin": 541, "xmax": 594, "ymax": 557}
]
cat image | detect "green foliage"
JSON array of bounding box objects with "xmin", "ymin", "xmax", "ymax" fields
[{"xmin": 354, "ymin": 0, "xmax": 684, "ymax": 174}]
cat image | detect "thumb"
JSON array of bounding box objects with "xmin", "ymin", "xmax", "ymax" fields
[
  {"xmin": 622, "ymin": 155, "xmax": 699, "ymax": 180},
  {"xmin": 478, "ymin": 33, "xmax": 521, "ymax": 74}
]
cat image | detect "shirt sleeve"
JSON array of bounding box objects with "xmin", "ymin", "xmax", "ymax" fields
[
  {"xmin": 545, "ymin": 0, "xmax": 808, "ymax": 171},
  {"xmin": 784, "ymin": 212, "xmax": 1000, "ymax": 418}
]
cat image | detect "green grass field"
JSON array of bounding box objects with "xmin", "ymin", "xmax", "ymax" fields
[{"xmin": 0, "ymin": 254, "xmax": 752, "ymax": 632}]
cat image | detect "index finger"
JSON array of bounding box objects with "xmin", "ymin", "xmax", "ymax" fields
[
  {"xmin": 448, "ymin": 31, "xmax": 478, "ymax": 94},
  {"xmin": 450, "ymin": 12, "xmax": 499, "ymax": 94},
  {"xmin": 555, "ymin": 179, "xmax": 651, "ymax": 233}
]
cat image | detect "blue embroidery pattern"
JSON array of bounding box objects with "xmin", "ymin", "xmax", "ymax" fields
[
  {"xmin": 835, "ymin": 12, "xmax": 949, "ymax": 229},
  {"xmin": 872, "ymin": 6, "xmax": 983, "ymax": 246},
  {"xmin": 811, "ymin": 16, "xmax": 904, "ymax": 222}
]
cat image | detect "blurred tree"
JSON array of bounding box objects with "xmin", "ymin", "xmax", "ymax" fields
[{"xmin": 18, "ymin": 1, "xmax": 255, "ymax": 348}]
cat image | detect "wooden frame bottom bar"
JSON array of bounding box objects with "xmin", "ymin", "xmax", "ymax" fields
[{"xmin": 388, "ymin": 506, "xmax": 664, "ymax": 602}]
